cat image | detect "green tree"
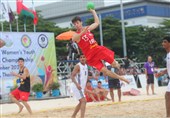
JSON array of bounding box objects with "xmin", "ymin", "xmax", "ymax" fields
[{"xmin": 126, "ymin": 26, "xmax": 166, "ymax": 66}]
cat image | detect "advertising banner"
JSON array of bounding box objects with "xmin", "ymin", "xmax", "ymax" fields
[
  {"xmin": 121, "ymin": 75, "xmax": 137, "ymax": 91},
  {"xmin": 138, "ymin": 74, "xmax": 158, "ymax": 88},
  {"xmin": 0, "ymin": 32, "xmax": 57, "ymax": 95}
]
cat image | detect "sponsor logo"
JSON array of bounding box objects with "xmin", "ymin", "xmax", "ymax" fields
[
  {"xmin": 21, "ymin": 35, "xmax": 31, "ymax": 48},
  {"xmin": 38, "ymin": 34, "xmax": 48, "ymax": 48}
]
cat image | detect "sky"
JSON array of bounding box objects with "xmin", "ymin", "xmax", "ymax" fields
[{"xmin": 1, "ymin": 0, "xmax": 134, "ymax": 12}]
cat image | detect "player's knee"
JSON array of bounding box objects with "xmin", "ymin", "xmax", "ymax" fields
[{"xmin": 80, "ymin": 98, "xmax": 86, "ymax": 104}]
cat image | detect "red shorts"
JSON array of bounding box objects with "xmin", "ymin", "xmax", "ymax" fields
[
  {"xmin": 87, "ymin": 46, "xmax": 114, "ymax": 71},
  {"xmin": 11, "ymin": 88, "xmax": 30, "ymax": 101}
]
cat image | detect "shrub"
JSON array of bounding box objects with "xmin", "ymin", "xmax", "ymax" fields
[{"xmin": 32, "ymin": 83, "xmax": 43, "ymax": 92}]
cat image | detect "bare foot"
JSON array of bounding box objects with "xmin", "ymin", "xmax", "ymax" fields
[{"xmin": 18, "ymin": 105, "xmax": 23, "ymax": 114}]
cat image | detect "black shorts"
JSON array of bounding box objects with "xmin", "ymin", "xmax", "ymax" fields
[
  {"xmin": 108, "ymin": 79, "xmax": 121, "ymax": 89},
  {"xmin": 147, "ymin": 74, "xmax": 154, "ymax": 84}
]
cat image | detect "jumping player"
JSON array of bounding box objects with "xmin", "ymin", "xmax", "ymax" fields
[
  {"xmin": 9, "ymin": 58, "xmax": 32, "ymax": 114},
  {"xmin": 71, "ymin": 9, "xmax": 129, "ymax": 84}
]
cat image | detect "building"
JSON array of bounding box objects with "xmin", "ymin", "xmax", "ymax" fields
[{"xmin": 36, "ymin": 0, "xmax": 170, "ymax": 28}]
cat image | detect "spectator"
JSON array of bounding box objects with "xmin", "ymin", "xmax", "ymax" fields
[
  {"xmin": 94, "ymin": 81, "xmax": 110, "ymax": 101},
  {"xmin": 123, "ymin": 56, "xmax": 130, "ymax": 70},
  {"xmin": 106, "ymin": 63, "xmax": 122, "ymax": 102},
  {"xmin": 85, "ymin": 80, "xmax": 97, "ymax": 102},
  {"xmin": 66, "ymin": 40, "xmax": 80, "ymax": 60},
  {"xmin": 144, "ymin": 56, "xmax": 156, "ymax": 95}
]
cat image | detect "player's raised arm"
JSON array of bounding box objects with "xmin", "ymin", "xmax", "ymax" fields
[{"xmin": 88, "ymin": 9, "xmax": 99, "ymax": 31}]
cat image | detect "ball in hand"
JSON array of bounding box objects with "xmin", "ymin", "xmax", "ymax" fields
[{"xmin": 86, "ymin": 2, "xmax": 95, "ymax": 10}]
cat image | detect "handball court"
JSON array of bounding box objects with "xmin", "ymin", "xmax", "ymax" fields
[{"xmin": 1, "ymin": 87, "xmax": 166, "ymax": 118}]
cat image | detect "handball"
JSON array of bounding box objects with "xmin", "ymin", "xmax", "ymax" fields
[{"xmin": 86, "ymin": 2, "xmax": 95, "ymax": 10}]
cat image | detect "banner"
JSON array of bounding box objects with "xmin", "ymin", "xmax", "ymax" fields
[
  {"xmin": 138, "ymin": 74, "xmax": 158, "ymax": 88},
  {"xmin": 0, "ymin": 32, "xmax": 57, "ymax": 95},
  {"xmin": 121, "ymin": 75, "xmax": 137, "ymax": 91}
]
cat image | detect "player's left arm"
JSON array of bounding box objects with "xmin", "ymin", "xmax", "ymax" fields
[
  {"xmin": 88, "ymin": 9, "xmax": 99, "ymax": 31},
  {"xmin": 11, "ymin": 68, "xmax": 29, "ymax": 80}
]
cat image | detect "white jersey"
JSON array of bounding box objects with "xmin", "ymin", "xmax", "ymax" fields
[
  {"xmin": 166, "ymin": 52, "xmax": 170, "ymax": 92},
  {"xmin": 71, "ymin": 62, "xmax": 88, "ymax": 100},
  {"xmin": 75, "ymin": 62, "xmax": 88, "ymax": 90}
]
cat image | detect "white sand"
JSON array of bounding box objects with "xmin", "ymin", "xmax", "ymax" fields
[{"xmin": 1, "ymin": 87, "xmax": 167, "ymax": 118}]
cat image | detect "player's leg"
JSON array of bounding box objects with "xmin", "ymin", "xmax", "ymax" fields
[
  {"xmin": 117, "ymin": 80, "xmax": 122, "ymax": 102},
  {"xmin": 117, "ymin": 88, "xmax": 121, "ymax": 102},
  {"xmin": 20, "ymin": 91, "xmax": 32, "ymax": 114},
  {"xmin": 109, "ymin": 88, "xmax": 114, "ymax": 102},
  {"xmin": 9, "ymin": 89, "xmax": 24, "ymax": 113},
  {"xmin": 72, "ymin": 102, "xmax": 81, "ymax": 118},
  {"xmin": 150, "ymin": 74, "xmax": 155, "ymax": 94},
  {"xmin": 111, "ymin": 60, "xmax": 120, "ymax": 69},
  {"xmin": 151, "ymin": 84, "xmax": 154, "ymax": 94},
  {"xmin": 109, "ymin": 80, "xmax": 114, "ymax": 102},
  {"xmin": 100, "ymin": 67, "xmax": 129, "ymax": 83},
  {"xmin": 21, "ymin": 101, "xmax": 32, "ymax": 114},
  {"xmin": 72, "ymin": 97, "xmax": 86, "ymax": 118},
  {"xmin": 146, "ymin": 77, "xmax": 150, "ymax": 95},
  {"xmin": 79, "ymin": 97, "xmax": 86, "ymax": 118}
]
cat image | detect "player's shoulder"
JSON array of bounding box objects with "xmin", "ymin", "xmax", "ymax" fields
[
  {"xmin": 75, "ymin": 63, "xmax": 80, "ymax": 69},
  {"xmin": 23, "ymin": 67, "xmax": 29, "ymax": 71}
]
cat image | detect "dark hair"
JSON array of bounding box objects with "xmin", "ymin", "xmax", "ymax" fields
[
  {"xmin": 18, "ymin": 57, "xmax": 24, "ymax": 62},
  {"xmin": 77, "ymin": 53, "xmax": 84, "ymax": 58},
  {"xmin": 72, "ymin": 16, "xmax": 82, "ymax": 23},
  {"xmin": 163, "ymin": 36, "xmax": 170, "ymax": 43},
  {"xmin": 87, "ymin": 80, "xmax": 91, "ymax": 83},
  {"xmin": 98, "ymin": 81, "xmax": 102, "ymax": 84}
]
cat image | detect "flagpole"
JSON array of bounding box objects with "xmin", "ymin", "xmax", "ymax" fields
[
  {"xmin": 24, "ymin": 16, "xmax": 26, "ymax": 32},
  {"xmin": 32, "ymin": 0, "xmax": 36, "ymax": 32},
  {"xmin": 34, "ymin": 24, "xmax": 36, "ymax": 32},
  {"xmin": 15, "ymin": 15, "xmax": 19, "ymax": 32},
  {"xmin": 9, "ymin": 23, "xmax": 12, "ymax": 32}
]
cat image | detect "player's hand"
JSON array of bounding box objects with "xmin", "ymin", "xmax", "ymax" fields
[
  {"xmin": 125, "ymin": 79, "xmax": 130, "ymax": 84},
  {"xmin": 76, "ymin": 84, "xmax": 82, "ymax": 90},
  {"xmin": 89, "ymin": 9, "xmax": 95, "ymax": 13}
]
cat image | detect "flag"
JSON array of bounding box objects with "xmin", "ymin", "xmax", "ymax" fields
[
  {"xmin": 32, "ymin": 0, "xmax": 38, "ymax": 25},
  {"xmin": 1, "ymin": 2, "xmax": 9, "ymax": 22},
  {"xmin": 16, "ymin": 0, "xmax": 38, "ymax": 25},
  {"xmin": 7, "ymin": 3, "xmax": 15, "ymax": 23}
]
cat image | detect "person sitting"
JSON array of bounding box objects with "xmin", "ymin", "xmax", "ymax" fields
[
  {"xmin": 84, "ymin": 80, "xmax": 97, "ymax": 102},
  {"xmin": 94, "ymin": 81, "xmax": 110, "ymax": 101}
]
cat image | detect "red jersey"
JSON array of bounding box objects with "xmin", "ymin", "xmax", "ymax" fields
[
  {"xmin": 77, "ymin": 30, "xmax": 99, "ymax": 60},
  {"xmin": 77, "ymin": 30, "xmax": 114, "ymax": 71}
]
